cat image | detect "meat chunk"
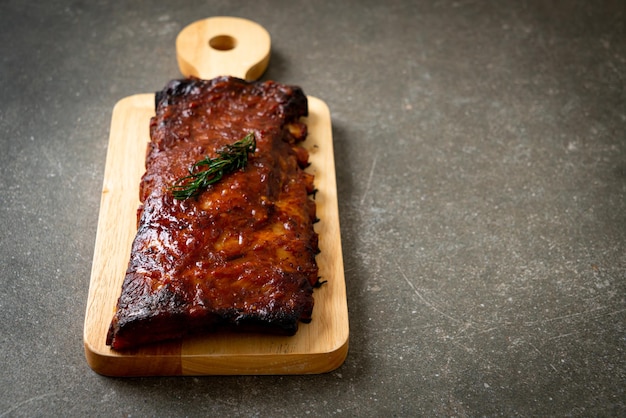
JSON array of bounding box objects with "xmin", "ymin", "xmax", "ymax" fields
[{"xmin": 106, "ymin": 76, "xmax": 318, "ymax": 350}]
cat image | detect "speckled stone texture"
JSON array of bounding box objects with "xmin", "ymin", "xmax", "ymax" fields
[{"xmin": 1, "ymin": 0, "xmax": 624, "ymax": 416}]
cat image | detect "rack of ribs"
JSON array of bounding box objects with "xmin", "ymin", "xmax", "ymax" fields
[{"xmin": 106, "ymin": 76, "xmax": 319, "ymax": 350}]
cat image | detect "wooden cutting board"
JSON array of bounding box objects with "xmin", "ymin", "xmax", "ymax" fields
[{"xmin": 83, "ymin": 17, "xmax": 348, "ymax": 376}]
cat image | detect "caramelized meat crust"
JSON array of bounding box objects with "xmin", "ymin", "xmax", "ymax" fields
[{"xmin": 106, "ymin": 76, "xmax": 318, "ymax": 350}]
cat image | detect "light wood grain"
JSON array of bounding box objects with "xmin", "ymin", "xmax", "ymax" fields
[
  {"xmin": 176, "ymin": 16, "xmax": 271, "ymax": 81},
  {"xmin": 83, "ymin": 94, "xmax": 348, "ymax": 376},
  {"xmin": 84, "ymin": 16, "xmax": 347, "ymax": 376}
]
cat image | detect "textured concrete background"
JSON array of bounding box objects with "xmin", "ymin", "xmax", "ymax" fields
[{"xmin": 1, "ymin": 0, "xmax": 624, "ymax": 416}]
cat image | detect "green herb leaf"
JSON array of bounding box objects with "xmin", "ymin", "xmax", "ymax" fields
[{"xmin": 171, "ymin": 132, "xmax": 256, "ymax": 200}]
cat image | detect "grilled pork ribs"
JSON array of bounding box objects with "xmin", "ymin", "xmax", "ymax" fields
[{"xmin": 106, "ymin": 76, "xmax": 319, "ymax": 350}]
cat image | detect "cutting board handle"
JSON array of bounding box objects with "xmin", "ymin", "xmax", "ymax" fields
[{"xmin": 176, "ymin": 17, "xmax": 271, "ymax": 81}]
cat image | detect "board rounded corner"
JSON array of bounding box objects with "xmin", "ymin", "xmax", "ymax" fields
[
  {"xmin": 84, "ymin": 340, "xmax": 118, "ymax": 377},
  {"xmin": 323, "ymin": 334, "xmax": 350, "ymax": 373}
]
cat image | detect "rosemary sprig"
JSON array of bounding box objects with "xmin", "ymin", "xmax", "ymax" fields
[{"xmin": 171, "ymin": 132, "xmax": 256, "ymax": 200}]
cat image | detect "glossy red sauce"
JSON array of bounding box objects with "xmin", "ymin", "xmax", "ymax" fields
[{"xmin": 107, "ymin": 77, "xmax": 318, "ymax": 349}]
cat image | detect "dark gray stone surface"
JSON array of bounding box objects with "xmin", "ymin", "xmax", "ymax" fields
[{"xmin": 1, "ymin": 0, "xmax": 624, "ymax": 416}]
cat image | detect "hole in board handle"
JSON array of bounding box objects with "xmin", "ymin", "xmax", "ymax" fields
[{"xmin": 209, "ymin": 35, "xmax": 237, "ymax": 51}]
